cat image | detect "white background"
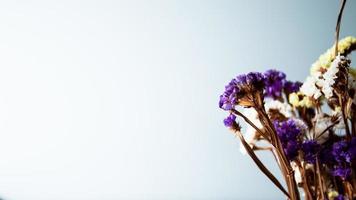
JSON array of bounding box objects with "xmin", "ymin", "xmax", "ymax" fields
[{"xmin": 0, "ymin": 1, "xmax": 355, "ymax": 199}]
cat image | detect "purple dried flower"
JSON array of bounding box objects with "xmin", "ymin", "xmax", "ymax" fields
[
  {"xmin": 334, "ymin": 195, "xmax": 346, "ymax": 200},
  {"xmin": 246, "ymin": 72, "xmax": 265, "ymax": 88},
  {"xmin": 235, "ymin": 74, "xmax": 247, "ymax": 85},
  {"xmin": 332, "ymin": 140, "xmax": 352, "ymax": 163},
  {"xmin": 223, "ymin": 114, "xmax": 236, "ymax": 128},
  {"xmin": 219, "ymin": 72, "xmax": 265, "ymax": 110},
  {"xmin": 301, "ymin": 140, "xmax": 320, "ymax": 163},
  {"xmin": 319, "ymin": 145, "xmax": 335, "ymax": 165},
  {"xmin": 284, "ymin": 140, "xmax": 300, "ymax": 160},
  {"xmin": 284, "ymin": 81, "xmax": 302, "ymax": 94},
  {"xmin": 349, "ymin": 137, "xmax": 356, "ymax": 160},
  {"xmin": 219, "ymin": 79, "xmax": 239, "ymax": 110},
  {"xmin": 332, "ymin": 166, "xmax": 351, "ymax": 180},
  {"xmin": 264, "ymin": 69, "xmax": 286, "ymax": 99},
  {"xmin": 274, "ymin": 119, "xmax": 302, "ymax": 160},
  {"xmin": 274, "ymin": 119, "xmax": 301, "ymax": 143}
]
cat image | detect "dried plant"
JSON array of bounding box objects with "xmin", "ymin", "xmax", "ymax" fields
[{"xmin": 219, "ymin": 1, "xmax": 356, "ymax": 199}]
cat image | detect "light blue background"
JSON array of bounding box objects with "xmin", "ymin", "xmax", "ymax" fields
[{"xmin": 0, "ymin": 0, "xmax": 355, "ymax": 199}]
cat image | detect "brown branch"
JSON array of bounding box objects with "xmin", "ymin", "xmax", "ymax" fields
[
  {"xmin": 231, "ymin": 109, "xmax": 270, "ymax": 141},
  {"xmin": 314, "ymin": 120, "xmax": 340, "ymax": 140},
  {"xmin": 234, "ymin": 130, "xmax": 291, "ymax": 199},
  {"xmin": 334, "ymin": 0, "xmax": 347, "ymax": 56},
  {"xmin": 315, "ymin": 158, "xmax": 326, "ymax": 200},
  {"xmin": 338, "ymin": 94, "xmax": 352, "ymax": 139}
]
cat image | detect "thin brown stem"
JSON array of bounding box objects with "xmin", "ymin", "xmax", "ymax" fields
[
  {"xmin": 351, "ymin": 112, "xmax": 356, "ymax": 137},
  {"xmin": 314, "ymin": 120, "xmax": 340, "ymax": 140},
  {"xmin": 334, "ymin": 0, "xmax": 347, "ymax": 56},
  {"xmin": 253, "ymin": 146, "xmax": 273, "ymax": 151},
  {"xmin": 299, "ymin": 161, "xmax": 314, "ymax": 200},
  {"xmin": 338, "ymin": 94, "xmax": 351, "ymax": 139},
  {"xmin": 316, "ymin": 158, "xmax": 326, "ymax": 200},
  {"xmin": 231, "ymin": 109, "xmax": 270, "ymax": 141},
  {"xmin": 255, "ymin": 104, "xmax": 300, "ymax": 200},
  {"xmin": 234, "ymin": 130, "xmax": 291, "ymax": 198}
]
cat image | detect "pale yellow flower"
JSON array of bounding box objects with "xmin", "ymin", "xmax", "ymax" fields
[
  {"xmin": 310, "ymin": 36, "xmax": 356, "ymax": 76},
  {"xmin": 289, "ymin": 92, "xmax": 300, "ymax": 107},
  {"xmin": 289, "ymin": 92, "xmax": 314, "ymax": 108},
  {"xmin": 327, "ymin": 191, "xmax": 339, "ymax": 199}
]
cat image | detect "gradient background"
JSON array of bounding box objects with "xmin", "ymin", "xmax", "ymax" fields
[{"xmin": 0, "ymin": 0, "xmax": 355, "ymax": 199}]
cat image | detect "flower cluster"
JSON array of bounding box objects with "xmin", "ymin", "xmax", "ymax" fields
[
  {"xmin": 219, "ymin": 70, "xmax": 301, "ymax": 112},
  {"xmin": 274, "ymin": 119, "xmax": 304, "ymax": 160},
  {"xmin": 310, "ymin": 36, "xmax": 356, "ymax": 75},
  {"xmin": 264, "ymin": 69, "xmax": 286, "ymax": 99},
  {"xmin": 331, "ymin": 138, "xmax": 356, "ymax": 180},
  {"xmin": 219, "ymin": 36, "xmax": 356, "ymax": 200},
  {"xmin": 219, "ymin": 72, "xmax": 265, "ymax": 110},
  {"xmin": 284, "ymin": 81, "xmax": 302, "ymax": 95},
  {"xmin": 301, "ymin": 140, "xmax": 320, "ymax": 163}
]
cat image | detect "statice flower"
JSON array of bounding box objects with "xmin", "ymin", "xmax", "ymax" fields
[
  {"xmin": 239, "ymin": 125, "xmax": 257, "ymax": 155},
  {"xmin": 274, "ymin": 119, "xmax": 302, "ymax": 160},
  {"xmin": 244, "ymin": 72, "xmax": 265, "ymax": 90},
  {"xmin": 301, "ymin": 140, "xmax": 320, "ymax": 163},
  {"xmin": 320, "ymin": 55, "xmax": 343, "ymax": 99},
  {"xmin": 289, "ymin": 92, "xmax": 314, "ymax": 108},
  {"xmin": 238, "ymin": 108, "xmax": 263, "ymax": 155},
  {"xmin": 332, "ymin": 140, "xmax": 352, "ymax": 163},
  {"xmin": 223, "ymin": 114, "xmax": 236, "ymax": 128},
  {"xmin": 284, "ymin": 81, "xmax": 302, "ymax": 94},
  {"xmin": 291, "ymin": 162, "xmax": 302, "ymax": 184},
  {"xmin": 334, "ymin": 194, "xmax": 346, "ymax": 200},
  {"xmin": 265, "ymin": 100, "xmax": 293, "ymax": 118},
  {"xmin": 264, "ymin": 69, "xmax": 286, "ymax": 99},
  {"xmin": 284, "ymin": 140, "xmax": 300, "ymax": 160},
  {"xmin": 350, "ymin": 137, "xmax": 356, "ymax": 158},
  {"xmin": 219, "ymin": 72, "xmax": 265, "ymax": 110},
  {"xmin": 310, "ymin": 36, "xmax": 356, "ymax": 75},
  {"xmin": 319, "ymin": 145, "xmax": 335, "ymax": 165},
  {"xmin": 219, "ymin": 79, "xmax": 239, "ymax": 110},
  {"xmin": 330, "ymin": 138, "xmax": 356, "ymax": 180},
  {"xmin": 332, "ymin": 167, "xmax": 351, "ymax": 180},
  {"xmin": 218, "ymin": 36, "xmax": 356, "ymax": 199},
  {"xmin": 320, "ymin": 55, "xmax": 351, "ymax": 100},
  {"xmin": 300, "ymin": 74, "xmax": 323, "ymax": 99}
]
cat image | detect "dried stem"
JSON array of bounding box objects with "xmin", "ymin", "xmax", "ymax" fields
[
  {"xmin": 314, "ymin": 120, "xmax": 340, "ymax": 140},
  {"xmin": 334, "ymin": 0, "xmax": 347, "ymax": 56},
  {"xmin": 338, "ymin": 94, "xmax": 352, "ymax": 139},
  {"xmin": 315, "ymin": 158, "xmax": 326, "ymax": 200},
  {"xmin": 234, "ymin": 130, "xmax": 291, "ymax": 198},
  {"xmin": 299, "ymin": 160, "xmax": 314, "ymax": 200},
  {"xmin": 231, "ymin": 109, "xmax": 270, "ymax": 141},
  {"xmin": 255, "ymin": 102, "xmax": 300, "ymax": 200}
]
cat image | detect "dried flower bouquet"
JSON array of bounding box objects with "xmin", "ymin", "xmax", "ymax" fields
[{"xmin": 218, "ymin": 1, "xmax": 356, "ymax": 199}]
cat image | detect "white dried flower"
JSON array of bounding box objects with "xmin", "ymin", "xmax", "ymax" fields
[
  {"xmin": 238, "ymin": 108, "xmax": 261, "ymax": 155},
  {"xmin": 291, "ymin": 161, "xmax": 302, "ymax": 184},
  {"xmin": 300, "ymin": 75, "xmax": 322, "ymax": 99},
  {"xmin": 239, "ymin": 126, "xmax": 257, "ymax": 155},
  {"xmin": 308, "ymin": 113, "xmax": 344, "ymax": 142},
  {"xmin": 265, "ymin": 100, "xmax": 293, "ymax": 118},
  {"xmin": 242, "ymin": 108, "xmax": 262, "ymax": 128},
  {"xmin": 239, "ymin": 108, "xmax": 262, "ymax": 155},
  {"xmin": 321, "ymin": 55, "xmax": 343, "ymax": 99}
]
